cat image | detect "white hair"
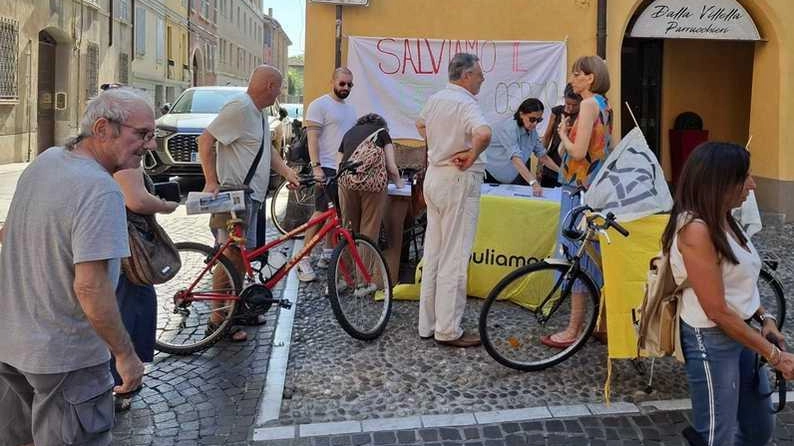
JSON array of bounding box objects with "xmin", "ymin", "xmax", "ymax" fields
[
  {"xmin": 448, "ymin": 53, "xmax": 479, "ymax": 81},
  {"xmin": 67, "ymin": 87, "xmax": 152, "ymax": 149}
]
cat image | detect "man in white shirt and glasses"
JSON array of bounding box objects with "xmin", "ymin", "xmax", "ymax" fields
[{"xmin": 415, "ymin": 53, "xmax": 493, "ymax": 348}]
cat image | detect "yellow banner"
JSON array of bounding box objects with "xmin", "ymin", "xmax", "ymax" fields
[
  {"xmin": 598, "ymin": 214, "xmax": 669, "ymax": 359},
  {"xmin": 394, "ymin": 194, "xmax": 560, "ymax": 300}
]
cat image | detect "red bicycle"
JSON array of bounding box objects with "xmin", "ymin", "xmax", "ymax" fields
[{"xmin": 154, "ymin": 162, "xmax": 393, "ymax": 355}]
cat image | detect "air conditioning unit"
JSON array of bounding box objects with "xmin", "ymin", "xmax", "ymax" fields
[{"xmin": 310, "ymin": 0, "xmax": 369, "ymax": 5}]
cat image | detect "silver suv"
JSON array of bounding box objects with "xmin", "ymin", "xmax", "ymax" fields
[{"xmin": 145, "ymin": 86, "xmax": 285, "ymax": 180}]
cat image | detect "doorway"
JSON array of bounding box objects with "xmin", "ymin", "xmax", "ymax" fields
[
  {"xmin": 37, "ymin": 30, "xmax": 56, "ymax": 154},
  {"xmin": 621, "ymin": 38, "xmax": 662, "ymax": 158}
]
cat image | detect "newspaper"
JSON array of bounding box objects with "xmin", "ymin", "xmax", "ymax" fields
[{"xmin": 185, "ymin": 190, "xmax": 247, "ymax": 215}]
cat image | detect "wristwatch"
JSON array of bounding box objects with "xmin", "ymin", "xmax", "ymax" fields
[
  {"xmin": 529, "ymin": 179, "xmax": 538, "ymax": 187},
  {"xmin": 757, "ymin": 312, "xmax": 777, "ymax": 324},
  {"xmin": 309, "ymin": 161, "xmax": 321, "ymax": 168}
]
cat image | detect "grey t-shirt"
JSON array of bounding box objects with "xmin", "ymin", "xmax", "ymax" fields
[
  {"xmin": 0, "ymin": 147, "xmax": 130, "ymax": 374},
  {"xmin": 207, "ymin": 93, "xmax": 271, "ymax": 202}
]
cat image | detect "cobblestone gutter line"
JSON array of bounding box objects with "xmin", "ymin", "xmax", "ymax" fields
[{"xmin": 254, "ymin": 392, "xmax": 794, "ymax": 441}]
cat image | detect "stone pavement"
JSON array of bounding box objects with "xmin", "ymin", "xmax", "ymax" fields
[
  {"xmin": 253, "ymin": 404, "xmax": 794, "ymax": 445},
  {"xmin": 2, "ymin": 162, "xmax": 794, "ymax": 445},
  {"xmin": 110, "ymin": 207, "xmax": 290, "ymax": 446},
  {"xmin": 257, "ymin": 220, "xmax": 794, "ymax": 446}
]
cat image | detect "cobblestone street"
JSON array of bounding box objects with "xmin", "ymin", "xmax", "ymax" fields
[
  {"xmin": 2, "ymin": 163, "xmax": 794, "ymax": 445},
  {"xmin": 110, "ymin": 207, "xmax": 290, "ymax": 446}
]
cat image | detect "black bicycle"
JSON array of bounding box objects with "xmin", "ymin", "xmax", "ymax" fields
[{"xmin": 479, "ymin": 205, "xmax": 629, "ymax": 371}]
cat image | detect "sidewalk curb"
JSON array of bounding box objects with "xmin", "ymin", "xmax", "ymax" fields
[
  {"xmin": 251, "ymin": 396, "xmax": 712, "ymax": 442},
  {"xmin": 255, "ymin": 237, "xmax": 304, "ymax": 425}
]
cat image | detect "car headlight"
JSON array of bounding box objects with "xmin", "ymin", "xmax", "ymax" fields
[{"xmin": 155, "ymin": 128, "xmax": 175, "ymax": 139}]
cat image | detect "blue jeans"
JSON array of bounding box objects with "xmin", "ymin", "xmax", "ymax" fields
[{"xmin": 681, "ymin": 321, "xmax": 774, "ymax": 446}]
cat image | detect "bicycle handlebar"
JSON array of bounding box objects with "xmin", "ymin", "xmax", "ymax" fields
[
  {"xmin": 564, "ymin": 205, "xmax": 630, "ymax": 238},
  {"xmin": 605, "ymin": 212, "xmax": 630, "ymax": 237},
  {"xmin": 296, "ymin": 161, "xmax": 363, "ymax": 188}
]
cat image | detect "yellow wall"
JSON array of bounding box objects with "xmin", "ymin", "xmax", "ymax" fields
[
  {"xmin": 305, "ymin": 0, "xmax": 794, "ymax": 214},
  {"xmin": 658, "ymin": 39, "xmax": 754, "ymax": 176}
]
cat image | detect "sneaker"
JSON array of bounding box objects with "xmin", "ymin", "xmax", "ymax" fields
[
  {"xmin": 316, "ymin": 250, "xmax": 334, "ymax": 269},
  {"xmin": 297, "ymin": 258, "xmax": 316, "ymax": 282},
  {"xmin": 353, "ymin": 283, "xmax": 378, "ymax": 298}
]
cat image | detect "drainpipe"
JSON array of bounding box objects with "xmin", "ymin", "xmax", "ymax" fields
[
  {"xmin": 334, "ymin": 5, "xmax": 342, "ymax": 68},
  {"xmin": 597, "ymin": 0, "xmax": 607, "ymax": 59},
  {"xmin": 109, "ymin": 0, "xmax": 113, "ymax": 47},
  {"xmin": 131, "ymin": 0, "xmax": 135, "ymax": 57},
  {"xmin": 26, "ymin": 39, "xmax": 32, "ymax": 162}
]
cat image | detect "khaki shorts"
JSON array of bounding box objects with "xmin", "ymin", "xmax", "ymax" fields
[
  {"xmin": 0, "ymin": 361, "xmax": 114, "ymax": 446},
  {"xmin": 209, "ymin": 197, "xmax": 262, "ymax": 250}
]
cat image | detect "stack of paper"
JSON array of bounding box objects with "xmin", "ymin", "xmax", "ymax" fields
[{"xmin": 185, "ymin": 191, "xmax": 247, "ymax": 215}]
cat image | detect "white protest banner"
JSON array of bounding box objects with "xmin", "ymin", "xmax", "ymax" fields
[{"xmin": 346, "ymin": 37, "xmax": 567, "ymax": 140}]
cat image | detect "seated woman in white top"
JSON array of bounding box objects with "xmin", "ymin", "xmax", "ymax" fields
[
  {"xmin": 661, "ymin": 141, "xmax": 794, "ymax": 446},
  {"xmin": 484, "ymin": 98, "xmax": 559, "ymax": 196}
]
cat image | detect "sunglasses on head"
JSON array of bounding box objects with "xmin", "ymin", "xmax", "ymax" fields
[
  {"xmin": 338, "ymin": 81, "xmax": 353, "ymax": 88},
  {"xmin": 527, "ymin": 117, "xmax": 543, "ymax": 123}
]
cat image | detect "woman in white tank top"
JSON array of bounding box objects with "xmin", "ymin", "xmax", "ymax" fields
[{"xmin": 660, "ymin": 142, "xmax": 794, "ymax": 446}]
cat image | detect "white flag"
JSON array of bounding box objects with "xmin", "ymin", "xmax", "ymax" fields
[{"xmin": 583, "ymin": 127, "xmax": 673, "ymax": 222}]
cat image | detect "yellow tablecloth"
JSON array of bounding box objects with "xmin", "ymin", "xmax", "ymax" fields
[
  {"xmin": 392, "ymin": 186, "xmax": 670, "ymax": 361},
  {"xmin": 393, "ymin": 191, "xmax": 561, "ymax": 299},
  {"xmin": 598, "ymin": 214, "xmax": 670, "ymax": 359}
]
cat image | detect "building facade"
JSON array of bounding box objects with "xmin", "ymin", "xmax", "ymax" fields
[
  {"xmin": 263, "ymin": 8, "xmax": 292, "ymax": 100},
  {"xmin": 188, "ymin": 0, "xmax": 217, "ymax": 86},
  {"xmin": 0, "ymin": 0, "xmax": 132, "ymax": 162},
  {"xmin": 131, "ymin": 0, "xmax": 190, "ymax": 113},
  {"xmin": 304, "ymin": 0, "xmax": 794, "ymax": 220},
  {"xmin": 215, "ymin": 0, "xmax": 264, "ymax": 86}
]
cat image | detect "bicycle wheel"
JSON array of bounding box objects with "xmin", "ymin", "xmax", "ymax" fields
[
  {"xmin": 479, "ymin": 261, "xmax": 600, "ymax": 371},
  {"xmin": 758, "ymin": 268, "xmax": 785, "ymax": 330},
  {"xmin": 154, "ymin": 242, "xmax": 243, "ymax": 355},
  {"xmin": 327, "ymin": 234, "xmax": 393, "ymax": 340},
  {"xmin": 270, "ymin": 179, "xmax": 315, "ymax": 237}
]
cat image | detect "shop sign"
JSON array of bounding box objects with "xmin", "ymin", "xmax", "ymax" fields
[{"xmin": 630, "ymin": 0, "xmax": 761, "ymax": 41}]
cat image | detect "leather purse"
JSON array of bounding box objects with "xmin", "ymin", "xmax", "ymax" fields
[{"xmin": 122, "ymin": 212, "xmax": 181, "ymax": 286}]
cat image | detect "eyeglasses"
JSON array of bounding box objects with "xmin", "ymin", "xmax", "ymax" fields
[
  {"xmin": 337, "ymin": 81, "xmax": 354, "ymax": 88},
  {"xmin": 108, "ymin": 119, "xmax": 155, "ymax": 142},
  {"xmin": 526, "ymin": 117, "xmax": 543, "ymax": 124}
]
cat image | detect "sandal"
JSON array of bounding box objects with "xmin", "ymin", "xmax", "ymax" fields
[
  {"xmin": 113, "ymin": 384, "xmax": 143, "ymax": 414},
  {"xmin": 206, "ymin": 320, "xmax": 248, "ymax": 342},
  {"xmin": 237, "ymin": 313, "xmax": 267, "ymax": 326},
  {"xmin": 540, "ymin": 333, "xmax": 577, "ymax": 349}
]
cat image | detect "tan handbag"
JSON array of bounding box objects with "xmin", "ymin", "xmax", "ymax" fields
[{"xmin": 122, "ymin": 212, "xmax": 181, "ymax": 286}]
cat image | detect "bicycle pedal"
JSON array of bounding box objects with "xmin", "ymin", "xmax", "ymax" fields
[{"xmin": 279, "ymin": 299, "xmax": 293, "ymax": 309}]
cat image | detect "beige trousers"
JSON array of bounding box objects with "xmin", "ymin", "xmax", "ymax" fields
[{"xmin": 418, "ymin": 165, "xmax": 483, "ymax": 341}]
